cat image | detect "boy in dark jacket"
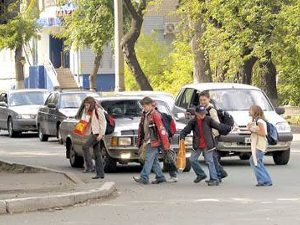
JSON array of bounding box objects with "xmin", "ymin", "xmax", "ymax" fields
[
  {"xmin": 180, "ymin": 106, "xmax": 231, "ymax": 186},
  {"xmin": 134, "ymin": 97, "xmax": 171, "ymax": 184}
]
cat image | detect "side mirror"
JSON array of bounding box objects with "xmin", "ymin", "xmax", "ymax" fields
[
  {"xmin": 275, "ymin": 107, "xmax": 285, "ymax": 115},
  {"xmin": 47, "ymin": 103, "xmax": 57, "ymax": 109},
  {"xmin": 0, "ymin": 102, "xmax": 7, "ymax": 108}
]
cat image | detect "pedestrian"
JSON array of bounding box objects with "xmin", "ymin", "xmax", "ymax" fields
[
  {"xmin": 134, "ymin": 97, "xmax": 171, "ymax": 184},
  {"xmin": 247, "ymin": 105, "xmax": 272, "ymax": 186},
  {"xmin": 81, "ymin": 96, "xmax": 107, "ymax": 179},
  {"xmin": 180, "ymin": 105, "xmax": 231, "ymax": 186},
  {"xmin": 199, "ymin": 90, "xmax": 228, "ymax": 181}
]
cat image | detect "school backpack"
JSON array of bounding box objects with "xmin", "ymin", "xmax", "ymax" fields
[
  {"xmin": 255, "ymin": 119, "xmax": 278, "ymax": 145},
  {"xmin": 104, "ymin": 112, "xmax": 115, "ymax": 135},
  {"xmin": 157, "ymin": 110, "xmax": 176, "ymax": 138},
  {"xmin": 266, "ymin": 121, "xmax": 278, "ymax": 145},
  {"xmin": 207, "ymin": 106, "xmax": 234, "ymax": 135}
]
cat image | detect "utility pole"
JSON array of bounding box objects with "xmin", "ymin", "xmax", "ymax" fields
[{"xmin": 114, "ymin": 0, "xmax": 125, "ymax": 92}]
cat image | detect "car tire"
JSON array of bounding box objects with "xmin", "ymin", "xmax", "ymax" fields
[
  {"xmin": 69, "ymin": 142, "xmax": 84, "ymax": 168},
  {"xmin": 239, "ymin": 153, "xmax": 251, "ymax": 160},
  {"xmin": 102, "ymin": 146, "xmax": 117, "ymax": 173},
  {"xmin": 7, "ymin": 118, "xmax": 18, "ymax": 138},
  {"xmin": 57, "ymin": 125, "xmax": 63, "ymax": 145},
  {"xmin": 38, "ymin": 125, "xmax": 48, "ymax": 142},
  {"xmin": 273, "ymin": 149, "xmax": 290, "ymax": 165}
]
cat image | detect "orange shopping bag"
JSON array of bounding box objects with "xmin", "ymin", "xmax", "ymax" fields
[
  {"xmin": 176, "ymin": 140, "xmax": 186, "ymax": 172},
  {"xmin": 73, "ymin": 120, "xmax": 89, "ymax": 136}
]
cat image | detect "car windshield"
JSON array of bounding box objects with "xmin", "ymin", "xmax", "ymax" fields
[
  {"xmin": 8, "ymin": 91, "xmax": 48, "ymax": 107},
  {"xmin": 100, "ymin": 99, "xmax": 172, "ymax": 118},
  {"xmin": 209, "ymin": 89, "xmax": 273, "ymax": 111},
  {"xmin": 60, "ymin": 93, "xmax": 96, "ymax": 108}
]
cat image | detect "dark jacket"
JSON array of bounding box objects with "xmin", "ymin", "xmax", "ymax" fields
[
  {"xmin": 180, "ymin": 116, "xmax": 230, "ymax": 151},
  {"xmin": 137, "ymin": 109, "xmax": 171, "ymax": 151}
]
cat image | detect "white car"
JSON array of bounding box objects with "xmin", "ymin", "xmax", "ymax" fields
[{"xmin": 173, "ymin": 83, "xmax": 293, "ymax": 165}]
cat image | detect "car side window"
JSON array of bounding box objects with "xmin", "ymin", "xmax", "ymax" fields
[{"xmin": 179, "ymin": 88, "xmax": 195, "ymax": 109}]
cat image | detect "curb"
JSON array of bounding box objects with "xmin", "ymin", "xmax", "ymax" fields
[
  {"xmin": 0, "ymin": 159, "xmax": 83, "ymax": 185},
  {"xmin": 2, "ymin": 182, "xmax": 116, "ymax": 214}
]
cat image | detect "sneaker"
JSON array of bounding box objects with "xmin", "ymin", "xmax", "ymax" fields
[
  {"xmin": 220, "ymin": 170, "xmax": 228, "ymax": 179},
  {"xmin": 194, "ymin": 175, "xmax": 207, "ymax": 183},
  {"xmin": 167, "ymin": 177, "xmax": 178, "ymax": 183},
  {"xmin": 92, "ymin": 176, "xmax": 104, "ymax": 179},
  {"xmin": 133, "ymin": 176, "xmax": 149, "ymax": 185},
  {"xmin": 151, "ymin": 178, "xmax": 167, "ymax": 184},
  {"xmin": 207, "ymin": 180, "xmax": 220, "ymax": 186}
]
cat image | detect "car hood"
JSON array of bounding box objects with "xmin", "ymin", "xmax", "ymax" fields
[
  {"xmin": 59, "ymin": 108, "xmax": 79, "ymax": 118},
  {"xmin": 114, "ymin": 117, "xmax": 140, "ymax": 132},
  {"xmin": 9, "ymin": 105, "xmax": 41, "ymax": 115},
  {"xmin": 229, "ymin": 111, "xmax": 287, "ymax": 126}
]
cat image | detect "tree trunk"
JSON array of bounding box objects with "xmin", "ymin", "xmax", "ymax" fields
[
  {"xmin": 89, "ymin": 54, "xmax": 102, "ymax": 91},
  {"xmin": 236, "ymin": 54, "xmax": 257, "ymax": 84},
  {"xmin": 15, "ymin": 45, "xmax": 24, "ymax": 89},
  {"xmin": 121, "ymin": 0, "xmax": 152, "ymax": 90},
  {"xmin": 191, "ymin": 17, "xmax": 212, "ymax": 83},
  {"xmin": 260, "ymin": 52, "xmax": 278, "ymax": 106}
]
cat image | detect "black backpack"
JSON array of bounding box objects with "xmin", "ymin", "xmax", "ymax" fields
[
  {"xmin": 207, "ymin": 106, "xmax": 234, "ymax": 135},
  {"xmin": 104, "ymin": 112, "xmax": 115, "ymax": 135},
  {"xmin": 158, "ymin": 111, "xmax": 177, "ymax": 138}
]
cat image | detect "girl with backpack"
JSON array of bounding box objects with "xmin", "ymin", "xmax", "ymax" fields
[
  {"xmin": 247, "ymin": 105, "xmax": 272, "ymax": 186},
  {"xmin": 81, "ymin": 97, "xmax": 107, "ymax": 179}
]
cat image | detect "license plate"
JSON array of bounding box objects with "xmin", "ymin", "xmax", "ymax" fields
[{"xmin": 245, "ymin": 137, "xmax": 251, "ymax": 144}]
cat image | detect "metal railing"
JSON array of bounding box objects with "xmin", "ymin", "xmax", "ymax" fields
[{"xmin": 43, "ymin": 60, "xmax": 60, "ymax": 90}]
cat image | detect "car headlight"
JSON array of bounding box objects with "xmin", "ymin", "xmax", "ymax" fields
[
  {"xmin": 185, "ymin": 136, "xmax": 193, "ymax": 145},
  {"xmin": 276, "ymin": 122, "xmax": 291, "ymax": 133},
  {"xmin": 118, "ymin": 137, "xmax": 132, "ymax": 146},
  {"xmin": 16, "ymin": 114, "xmax": 35, "ymax": 119}
]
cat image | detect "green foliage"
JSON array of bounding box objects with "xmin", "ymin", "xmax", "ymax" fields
[
  {"xmin": 57, "ymin": 0, "xmax": 114, "ymax": 55},
  {"xmin": 0, "ymin": 0, "xmax": 38, "ymax": 50},
  {"xmin": 125, "ymin": 32, "xmax": 193, "ymax": 95}
]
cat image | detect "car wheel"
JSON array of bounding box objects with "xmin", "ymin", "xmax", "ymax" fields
[
  {"xmin": 57, "ymin": 125, "xmax": 63, "ymax": 145},
  {"xmin": 7, "ymin": 118, "xmax": 18, "ymax": 137},
  {"xmin": 38, "ymin": 125, "xmax": 48, "ymax": 142},
  {"xmin": 183, "ymin": 159, "xmax": 191, "ymax": 172},
  {"xmin": 102, "ymin": 146, "xmax": 117, "ymax": 173},
  {"xmin": 239, "ymin": 153, "xmax": 251, "ymax": 160},
  {"xmin": 273, "ymin": 149, "xmax": 290, "ymax": 165},
  {"xmin": 69, "ymin": 142, "xmax": 84, "ymax": 168}
]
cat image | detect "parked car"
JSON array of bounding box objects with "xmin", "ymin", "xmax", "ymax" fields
[
  {"xmin": 0, "ymin": 89, "xmax": 49, "ymax": 137},
  {"xmin": 60, "ymin": 94, "xmax": 193, "ymax": 172},
  {"xmin": 173, "ymin": 83, "xmax": 293, "ymax": 165},
  {"xmin": 36, "ymin": 89, "xmax": 99, "ymax": 143}
]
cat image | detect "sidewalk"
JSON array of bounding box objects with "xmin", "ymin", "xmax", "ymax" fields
[{"xmin": 0, "ymin": 160, "xmax": 116, "ymax": 215}]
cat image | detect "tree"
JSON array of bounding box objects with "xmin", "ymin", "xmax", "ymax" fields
[
  {"xmin": 57, "ymin": 0, "xmax": 114, "ymax": 90},
  {"xmin": 121, "ymin": 0, "xmax": 153, "ymax": 90},
  {"xmin": 0, "ymin": 0, "xmax": 38, "ymax": 89}
]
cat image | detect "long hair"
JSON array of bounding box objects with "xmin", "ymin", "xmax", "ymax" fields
[
  {"xmin": 250, "ymin": 105, "xmax": 265, "ymax": 121},
  {"xmin": 83, "ymin": 96, "xmax": 96, "ymax": 114}
]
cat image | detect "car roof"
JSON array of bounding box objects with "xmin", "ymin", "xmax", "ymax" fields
[
  {"xmin": 96, "ymin": 95, "xmax": 166, "ymax": 102},
  {"xmin": 116, "ymin": 91, "xmax": 174, "ymax": 97},
  {"xmin": 7, "ymin": 89, "xmax": 49, "ymax": 94},
  {"xmin": 182, "ymin": 83, "xmax": 260, "ymax": 91}
]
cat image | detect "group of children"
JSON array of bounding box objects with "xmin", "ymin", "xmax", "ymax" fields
[{"xmin": 134, "ymin": 91, "xmax": 273, "ymax": 187}]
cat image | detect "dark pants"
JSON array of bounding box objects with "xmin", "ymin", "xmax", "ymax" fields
[
  {"xmin": 82, "ymin": 134, "xmax": 105, "ymax": 177},
  {"xmin": 213, "ymin": 150, "xmax": 227, "ymax": 179}
]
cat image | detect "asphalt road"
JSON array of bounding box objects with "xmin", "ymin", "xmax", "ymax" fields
[{"xmin": 0, "ymin": 131, "xmax": 300, "ymax": 225}]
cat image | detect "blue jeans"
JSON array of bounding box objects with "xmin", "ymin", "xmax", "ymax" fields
[
  {"xmin": 249, "ymin": 150, "xmax": 272, "ymax": 185},
  {"xmin": 213, "ymin": 151, "xmax": 227, "ymax": 179},
  {"xmin": 189, "ymin": 149, "xmax": 218, "ymax": 181},
  {"xmin": 140, "ymin": 144, "xmax": 165, "ymax": 182}
]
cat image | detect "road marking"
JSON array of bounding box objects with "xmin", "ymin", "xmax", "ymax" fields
[
  {"xmin": 277, "ymin": 198, "xmax": 300, "ymax": 201},
  {"xmin": 193, "ymin": 199, "xmax": 220, "ymax": 202}
]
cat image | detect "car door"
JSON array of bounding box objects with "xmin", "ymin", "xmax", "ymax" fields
[
  {"xmin": 173, "ymin": 88, "xmax": 198, "ymax": 123},
  {"xmin": 39, "ymin": 93, "xmax": 54, "ymax": 135},
  {"xmin": 48, "ymin": 93, "xmax": 60, "ymax": 136},
  {"xmin": 72, "ymin": 104, "xmax": 86, "ymax": 153},
  {"xmin": 0, "ymin": 93, "xmax": 8, "ymax": 129}
]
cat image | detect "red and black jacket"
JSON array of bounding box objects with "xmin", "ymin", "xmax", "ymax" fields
[{"xmin": 137, "ymin": 109, "xmax": 171, "ymax": 151}]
